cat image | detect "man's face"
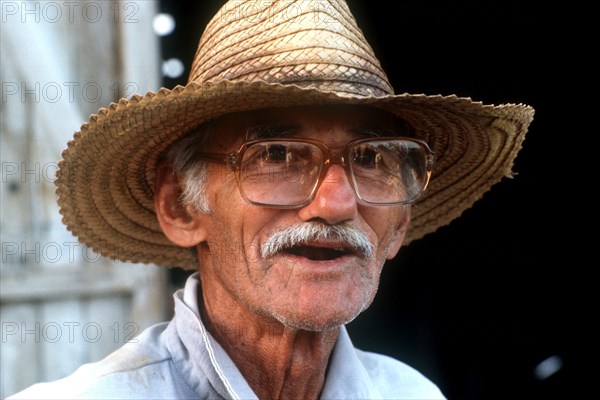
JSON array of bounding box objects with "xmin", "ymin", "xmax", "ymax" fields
[{"xmin": 192, "ymin": 106, "xmax": 410, "ymax": 331}]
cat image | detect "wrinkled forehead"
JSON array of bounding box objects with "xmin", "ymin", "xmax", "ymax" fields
[{"xmin": 203, "ymin": 105, "xmax": 405, "ymax": 149}]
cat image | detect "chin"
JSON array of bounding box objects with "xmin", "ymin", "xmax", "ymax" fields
[
  {"xmin": 242, "ymin": 273, "xmax": 380, "ymax": 331},
  {"xmin": 276, "ymin": 314, "xmax": 353, "ymax": 332},
  {"xmin": 271, "ymin": 297, "xmax": 373, "ymax": 332}
]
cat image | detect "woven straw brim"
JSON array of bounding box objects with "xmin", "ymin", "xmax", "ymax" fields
[{"xmin": 56, "ymin": 80, "xmax": 534, "ymax": 270}]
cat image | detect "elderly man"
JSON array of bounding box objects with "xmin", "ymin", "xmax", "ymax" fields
[{"xmin": 11, "ymin": 0, "xmax": 533, "ymax": 399}]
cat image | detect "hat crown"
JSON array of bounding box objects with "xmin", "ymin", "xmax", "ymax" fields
[{"xmin": 189, "ymin": 0, "xmax": 394, "ymax": 97}]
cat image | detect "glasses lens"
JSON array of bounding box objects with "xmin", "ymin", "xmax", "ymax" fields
[
  {"xmin": 349, "ymin": 140, "xmax": 429, "ymax": 204},
  {"xmin": 239, "ymin": 141, "xmax": 323, "ymax": 206}
]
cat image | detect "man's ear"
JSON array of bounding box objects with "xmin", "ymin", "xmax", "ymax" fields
[
  {"xmin": 386, "ymin": 207, "xmax": 411, "ymax": 260},
  {"xmin": 154, "ymin": 162, "xmax": 207, "ymax": 247}
]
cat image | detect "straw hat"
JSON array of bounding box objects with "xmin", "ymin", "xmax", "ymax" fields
[{"xmin": 56, "ymin": 0, "xmax": 534, "ymax": 270}]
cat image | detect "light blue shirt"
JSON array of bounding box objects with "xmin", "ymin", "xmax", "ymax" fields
[{"xmin": 9, "ymin": 274, "xmax": 445, "ymax": 399}]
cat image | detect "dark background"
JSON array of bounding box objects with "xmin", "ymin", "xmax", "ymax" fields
[{"xmin": 159, "ymin": 2, "xmax": 581, "ymax": 399}]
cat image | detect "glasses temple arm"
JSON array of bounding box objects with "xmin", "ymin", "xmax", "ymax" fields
[{"xmin": 193, "ymin": 152, "xmax": 239, "ymax": 169}]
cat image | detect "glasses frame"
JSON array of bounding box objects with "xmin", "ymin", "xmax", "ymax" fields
[{"xmin": 193, "ymin": 137, "xmax": 434, "ymax": 208}]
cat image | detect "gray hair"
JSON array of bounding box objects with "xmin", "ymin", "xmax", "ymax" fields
[
  {"xmin": 163, "ymin": 124, "xmax": 213, "ymax": 214},
  {"xmin": 262, "ymin": 221, "xmax": 373, "ymax": 260}
]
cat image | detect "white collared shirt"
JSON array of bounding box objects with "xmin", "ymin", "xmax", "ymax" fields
[{"xmin": 9, "ymin": 273, "xmax": 445, "ymax": 399}]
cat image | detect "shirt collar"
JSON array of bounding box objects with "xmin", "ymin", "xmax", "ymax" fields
[
  {"xmin": 167, "ymin": 273, "xmax": 380, "ymax": 399},
  {"xmin": 321, "ymin": 326, "xmax": 380, "ymax": 398},
  {"xmin": 167, "ymin": 273, "xmax": 257, "ymax": 399}
]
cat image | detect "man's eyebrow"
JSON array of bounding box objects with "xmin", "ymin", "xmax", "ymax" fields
[
  {"xmin": 350, "ymin": 127, "xmax": 397, "ymax": 138},
  {"xmin": 244, "ymin": 125, "xmax": 398, "ymax": 141},
  {"xmin": 245, "ymin": 123, "xmax": 300, "ymax": 140}
]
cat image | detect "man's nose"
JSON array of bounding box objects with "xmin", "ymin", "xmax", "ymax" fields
[{"xmin": 297, "ymin": 164, "xmax": 358, "ymax": 224}]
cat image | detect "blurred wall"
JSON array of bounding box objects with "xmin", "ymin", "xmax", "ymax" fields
[{"xmin": 1, "ymin": 1, "xmax": 167, "ymax": 397}]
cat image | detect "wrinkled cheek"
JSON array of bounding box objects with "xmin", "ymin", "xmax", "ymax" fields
[
  {"xmin": 234, "ymin": 253, "xmax": 293, "ymax": 303},
  {"xmin": 349, "ymin": 248, "xmax": 386, "ymax": 307},
  {"xmin": 232, "ymin": 242, "xmax": 265, "ymax": 279},
  {"xmin": 356, "ymin": 263, "xmax": 382, "ymax": 302}
]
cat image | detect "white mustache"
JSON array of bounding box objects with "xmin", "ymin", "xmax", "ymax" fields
[{"xmin": 261, "ymin": 221, "xmax": 373, "ymax": 259}]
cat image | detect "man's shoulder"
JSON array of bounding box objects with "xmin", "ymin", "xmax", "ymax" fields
[
  {"xmin": 7, "ymin": 322, "xmax": 192, "ymax": 399},
  {"xmin": 354, "ymin": 348, "xmax": 446, "ymax": 399},
  {"xmin": 9, "ymin": 359, "xmax": 171, "ymax": 400}
]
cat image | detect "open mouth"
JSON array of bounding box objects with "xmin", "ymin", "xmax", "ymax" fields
[{"xmin": 282, "ymin": 245, "xmax": 354, "ymax": 261}]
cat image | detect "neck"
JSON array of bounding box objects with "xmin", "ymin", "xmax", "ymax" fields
[{"xmin": 198, "ymin": 270, "xmax": 338, "ymax": 400}]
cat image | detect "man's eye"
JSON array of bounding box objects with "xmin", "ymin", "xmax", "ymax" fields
[
  {"xmin": 260, "ymin": 145, "xmax": 288, "ymax": 162},
  {"xmin": 352, "ymin": 147, "xmax": 381, "ymax": 168}
]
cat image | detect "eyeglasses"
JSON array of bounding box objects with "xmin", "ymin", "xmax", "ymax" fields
[{"xmin": 193, "ymin": 137, "xmax": 434, "ymax": 208}]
